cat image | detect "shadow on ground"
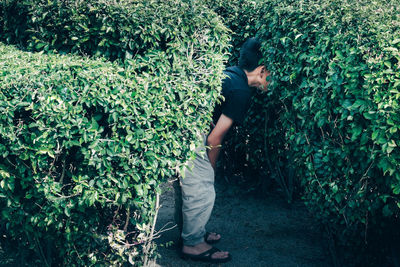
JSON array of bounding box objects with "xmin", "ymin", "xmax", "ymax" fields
[{"xmin": 150, "ymin": 178, "xmax": 332, "ymax": 267}]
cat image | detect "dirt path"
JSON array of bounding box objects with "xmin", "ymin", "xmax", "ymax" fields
[{"xmin": 150, "ymin": 179, "xmax": 332, "ymax": 267}]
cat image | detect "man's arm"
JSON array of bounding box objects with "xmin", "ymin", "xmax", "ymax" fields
[{"xmin": 207, "ymin": 114, "xmax": 233, "ymax": 170}]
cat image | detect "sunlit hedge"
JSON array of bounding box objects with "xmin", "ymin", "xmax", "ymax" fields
[{"xmin": 0, "ymin": 0, "xmax": 229, "ymax": 265}]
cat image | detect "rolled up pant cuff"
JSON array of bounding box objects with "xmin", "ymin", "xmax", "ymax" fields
[{"xmin": 183, "ymin": 236, "xmax": 205, "ymax": 247}]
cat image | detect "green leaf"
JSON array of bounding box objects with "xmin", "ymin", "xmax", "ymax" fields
[{"xmin": 372, "ymin": 130, "xmax": 379, "ymax": 140}]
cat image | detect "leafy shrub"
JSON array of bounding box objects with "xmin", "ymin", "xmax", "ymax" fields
[
  {"xmin": 0, "ymin": 0, "xmax": 229, "ymax": 265},
  {"xmin": 204, "ymin": 0, "xmax": 264, "ymax": 66},
  {"xmin": 251, "ymin": 0, "xmax": 400, "ymax": 264},
  {"xmin": 0, "ymin": 0, "xmax": 228, "ymax": 61}
]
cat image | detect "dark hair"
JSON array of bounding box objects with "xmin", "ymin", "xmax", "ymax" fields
[{"xmin": 238, "ymin": 37, "xmax": 263, "ymax": 72}]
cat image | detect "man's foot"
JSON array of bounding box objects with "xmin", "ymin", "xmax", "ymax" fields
[
  {"xmin": 205, "ymin": 232, "xmax": 221, "ymax": 244},
  {"xmin": 181, "ymin": 242, "xmax": 231, "ymax": 263}
]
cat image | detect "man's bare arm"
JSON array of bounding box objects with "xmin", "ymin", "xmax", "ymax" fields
[{"xmin": 207, "ymin": 114, "xmax": 234, "ymax": 170}]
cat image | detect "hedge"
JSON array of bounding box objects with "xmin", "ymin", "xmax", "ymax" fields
[
  {"xmin": 0, "ymin": 0, "xmax": 229, "ymax": 265},
  {"xmin": 208, "ymin": 0, "xmax": 400, "ymax": 264},
  {"xmin": 251, "ymin": 0, "xmax": 400, "ymax": 265},
  {"xmin": 0, "ymin": 0, "xmax": 229, "ymax": 62},
  {"xmin": 3, "ymin": 0, "xmax": 399, "ymax": 265},
  {"xmin": 204, "ymin": 0, "xmax": 264, "ymax": 66}
]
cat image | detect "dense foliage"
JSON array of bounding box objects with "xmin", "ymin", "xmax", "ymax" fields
[
  {"xmin": 247, "ymin": 0, "xmax": 400, "ymax": 265},
  {"xmin": 204, "ymin": 0, "xmax": 264, "ymax": 66},
  {"xmin": 210, "ymin": 0, "xmax": 400, "ymax": 265},
  {"xmin": 0, "ymin": 0, "xmax": 229, "ymax": 265},
  {"xmin": 2, "ymin": 0, "xmax": 400, "ymax": 265}
]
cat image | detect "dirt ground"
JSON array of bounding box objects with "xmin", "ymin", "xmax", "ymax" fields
[{"xmin": 149, "ymin": 178, "xmax": 333, "ymax": 267}]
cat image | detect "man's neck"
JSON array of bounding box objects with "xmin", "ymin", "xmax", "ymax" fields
[{"xmin": 244, "ymin": 69, "xmax": 258, "ymax": 87}]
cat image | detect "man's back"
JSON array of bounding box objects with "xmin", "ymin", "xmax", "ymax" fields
[{"xmin": 212, "ymin": 66, "xmax": 252, "ymax": 126}]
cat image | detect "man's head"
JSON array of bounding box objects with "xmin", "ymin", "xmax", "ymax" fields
[{"xmin": 239, "ymin": 37, "xmax": 270, "ymax": 91}]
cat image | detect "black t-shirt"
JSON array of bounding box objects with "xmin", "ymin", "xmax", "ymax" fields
[{"xmin": 212, "ymin": 66, "xmax": 252, "ymax": 125}]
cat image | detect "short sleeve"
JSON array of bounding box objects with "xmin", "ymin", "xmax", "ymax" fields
[{"xmin": 221, "ymin": 89, "xmax": 251, "ymax": 124}]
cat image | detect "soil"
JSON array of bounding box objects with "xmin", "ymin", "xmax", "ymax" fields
[{"xmin": 149, "ymin": 178, "xmax": 333, "ymax": 267}]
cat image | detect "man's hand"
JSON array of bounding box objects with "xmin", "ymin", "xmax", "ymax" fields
[{"xmin": 207, "ymin": 114, "xmax": 233, "ymax": 170}]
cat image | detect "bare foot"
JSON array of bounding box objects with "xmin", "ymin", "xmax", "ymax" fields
[
  {"xmin": 205, "ymin": 232, "xmax": 221, "ymax": 243},
  {"xmin": 182, "ymin": 242, "xmax": 229, "ymax": 260}
]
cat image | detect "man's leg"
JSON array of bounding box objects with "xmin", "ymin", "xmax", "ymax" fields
[
  {"xmin": 180, "ymin": 144, "xmax": 215, "ymax": 246},
  {"xmin": 174, "ymin": 176, "xmax": 221, "ymax": 244},
  {"xmin": 179, "ymin": 136, "xmax": 230, "ymax": 261},
  {"xmin": 173, "ymin": 169, "xmax": 220, "ymax": 243}
]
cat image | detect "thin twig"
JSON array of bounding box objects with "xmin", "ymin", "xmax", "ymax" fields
[
  {"xmin": 143, "ymin": 193, "xmax": 160, "ymax": 266},
  {"xmin": 124, "ymin": 207, "xmax": 130, "ymax": 232},
  {"xmin": 153, "ymin": 222, "xmax": 177, "ymax": 238},
  {"xmin": 59, "ymin": 158, "xmax": 66, "ymax": 184},
  {"xmin": 73, "ymin": 244, "xmax": 84, "ymax": 263},
  {"xmin": 52, "ymin": 192, "xmax": 80, "ymax": 199},
  {"xmin": 34, "ymin": 235, "xmax": 50, "ymax": 267}
]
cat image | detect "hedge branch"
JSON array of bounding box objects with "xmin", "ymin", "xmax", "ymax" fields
[{"xmin": 143, "ymin": 192, "xmax": 160, "ymax": 266}]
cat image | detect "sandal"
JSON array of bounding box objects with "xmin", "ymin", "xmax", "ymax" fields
[
  {"xmin": 205, "ymin": 232, "xmax": 221, "ymax": 244},
  {"xmin": 181, "ymin": 246, "xmax": 231, "ymax": 263}
]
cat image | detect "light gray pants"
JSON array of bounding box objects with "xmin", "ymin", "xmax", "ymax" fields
[{"xmin": 174, "ymin": 135, "xmax": 215, "ymax": 246}]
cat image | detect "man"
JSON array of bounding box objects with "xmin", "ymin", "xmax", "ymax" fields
[{"xmin": 175, "ymin": 37, "xmax": 270, "ymax": 263}]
